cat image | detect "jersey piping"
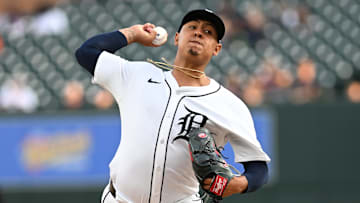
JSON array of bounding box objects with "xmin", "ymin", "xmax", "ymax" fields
[
  {"xmin": 148, "ymin": 79, "xmax": 172, "ymax": 203},
  {"xmin": 102, "ymin": 191, "xmax": 110, "ymax": 203}
]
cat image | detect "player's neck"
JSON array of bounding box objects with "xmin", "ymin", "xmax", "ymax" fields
[
  {"xmin": 171, "ymin": 69, "xmax": 210, "ymax": 87},
  {"xmin": 172, "ymin": 56, "xmax": 211, "ymax": 87}
]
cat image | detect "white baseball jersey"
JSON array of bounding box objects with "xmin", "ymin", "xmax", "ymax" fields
[{"xmin": 93, "ymin": 51, "xmax": 270, "ymax": 203}]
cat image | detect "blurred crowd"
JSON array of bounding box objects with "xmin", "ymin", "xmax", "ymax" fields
[
  {"xmin": 62, "ymin": 80, "xmax": 114, "ymax": 110},
  {"xmin": 218, "ymin": 0, "xmax": 360, "ymax": 107},
  {"xmin": 224, "ymin": 57, "xmax": 351, "ymax": 107},
  {"xmin": 0, "ymin": 76, "xmax": 115, "ymax": 113},
  {"xmin": 0, "ymin": 0, "xmax": 359, "ymax": 113},
  {"xmin": 0, "ymin": 1, "xmax": 68, "ymax": 37},
  {"xmin": 0, "ymin": 0, "xmax": 116, "ymax": 112}
]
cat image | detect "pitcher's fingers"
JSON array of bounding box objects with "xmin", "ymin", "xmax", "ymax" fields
[
  {"xmin": 203, "ymin": 178, "xmax": 212, "ymax": 185},
  {"xmin": 202, "ymin": 185, "xmax": 210, "ymax": 190},
  {"xmin": 143, "ymin": 23, "xmax": 155, "ymax": 32},
  {"xmin": 146, "ymin": 26, "xmax": 157, "ymax": 40},
  {"xmin": 145, "ymin": 22, "xmax": 156, "ymax": 28}
]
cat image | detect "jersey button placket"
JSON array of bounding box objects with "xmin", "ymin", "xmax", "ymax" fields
[{"xmin": 150, "ymin": 94, "xmax": 180, "ymax": 203}]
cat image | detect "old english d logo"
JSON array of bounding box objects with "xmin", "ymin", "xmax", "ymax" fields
[{"xmin": 177, "ymin": 106, "xmax": 208, "ymax": 136}]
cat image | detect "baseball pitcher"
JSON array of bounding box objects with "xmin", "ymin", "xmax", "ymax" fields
[{"xmin": 75, "ymin": 9, "xmax": 270, "ymax": 203}]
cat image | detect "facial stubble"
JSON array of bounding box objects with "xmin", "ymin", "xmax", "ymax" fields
[{"xmin": 189, "ymin": 48, "xmax": 200, "ymax": 56}]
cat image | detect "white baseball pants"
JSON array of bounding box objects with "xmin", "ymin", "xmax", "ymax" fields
[{"xmin": 101, "ymin": 183, "xmax": 202, "ymax": 203}]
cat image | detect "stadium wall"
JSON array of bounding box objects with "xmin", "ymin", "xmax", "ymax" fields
[{"xmin": 1, "ymin": 103, "xmax": 360, "ymax": 203}]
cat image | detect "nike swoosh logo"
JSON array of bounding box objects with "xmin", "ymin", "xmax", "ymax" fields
[{"xmin": 148, "ymin": 78, "xmax": 161, "ymax": 84}]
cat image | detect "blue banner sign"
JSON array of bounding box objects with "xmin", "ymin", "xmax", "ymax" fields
[
  {"xmin": 0, "ymin": 114, "xmax": 121, "ymax": 187},
  {"xmin": 0, "ymin": 110, "xmax": 275, "ymax": 188}
]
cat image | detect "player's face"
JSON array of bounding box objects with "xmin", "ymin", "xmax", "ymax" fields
[{"xmin": 175, "ymin": 20, "xmax": 222, "ymax": 59}]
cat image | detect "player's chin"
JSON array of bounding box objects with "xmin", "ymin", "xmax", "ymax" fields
[{"xmin": 188, "ymin": 48, "xmax": 201, "ymax": 56}]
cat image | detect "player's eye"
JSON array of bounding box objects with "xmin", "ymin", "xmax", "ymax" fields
[
  {"xmin": 189, "ymin": 25, "xmax": 196, "ymax": 30},
  {"xmin": 204, "ymin": 29, "xmax": 212, "ymax": 35}
]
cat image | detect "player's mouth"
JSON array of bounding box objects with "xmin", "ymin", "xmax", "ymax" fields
[{"xmin": 189, "ymin": 40, "xmax": 202, "ymax": 46}]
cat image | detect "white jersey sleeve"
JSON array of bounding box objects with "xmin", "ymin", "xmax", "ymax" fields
[
  {"xmin": 227, "ymin": 101, "xmax": 270, "ymax": 163},
  {"xmin": 92, "ymin": 51, "xmax": 133, "ymax": 101},
  {"xmin": 214, "ymin": 88, "xmax": 270, "ymax": 163}
]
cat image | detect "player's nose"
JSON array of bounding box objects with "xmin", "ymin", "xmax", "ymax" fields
[{"xmin": 194, "ymin": 30, "xmax": 202, "ymax": 38}]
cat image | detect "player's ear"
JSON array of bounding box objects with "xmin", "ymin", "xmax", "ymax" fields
[
  {"xmin": 174, "ymin": 32, "xmax": 179, "ymax": 46},
  {"xmin": 212, "ymin": 43, "xmax": 222, "ymax": 56}
]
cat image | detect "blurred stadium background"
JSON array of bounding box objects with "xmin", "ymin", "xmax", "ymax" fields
[{"xmin": 0, "ymin": 0, "xmax": 359, "ymax": 202}]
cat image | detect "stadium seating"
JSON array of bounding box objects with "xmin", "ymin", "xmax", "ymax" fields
[{"xmin": 0, "ymin": 0, "xmax": 359, "ymax": 110}]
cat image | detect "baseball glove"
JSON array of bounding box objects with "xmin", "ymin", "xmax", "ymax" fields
[
  {"xmin": 199, "ymin": 186, "xmax": 220, "ymax": 203},
  {"xmin": 174, "ymin": 127, "xmax": 239, "ymax": 201}
]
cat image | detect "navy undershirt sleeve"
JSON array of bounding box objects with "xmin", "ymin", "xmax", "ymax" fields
[
  {"xmin": 75, "ymin": 31, "xmax": 128, "ymax": 75},
  {"xmin": 242, "ymin": 161, "xmax": 269, "ymax": 193}
]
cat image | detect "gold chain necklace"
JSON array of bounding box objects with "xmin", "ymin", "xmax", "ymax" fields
[{"xmin": 147, "ymin": 58, "xmax": 205, "ymax": 79}]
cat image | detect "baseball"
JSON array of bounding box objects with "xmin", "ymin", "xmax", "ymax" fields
[{"xmin": 152, "ymin": 26, "xmax": 168, "ymax": 46}]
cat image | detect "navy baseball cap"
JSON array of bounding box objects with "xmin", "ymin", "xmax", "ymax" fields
[{"xmin": 178, "ymin": 9, "xmax": 225, "ymax": 42}]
